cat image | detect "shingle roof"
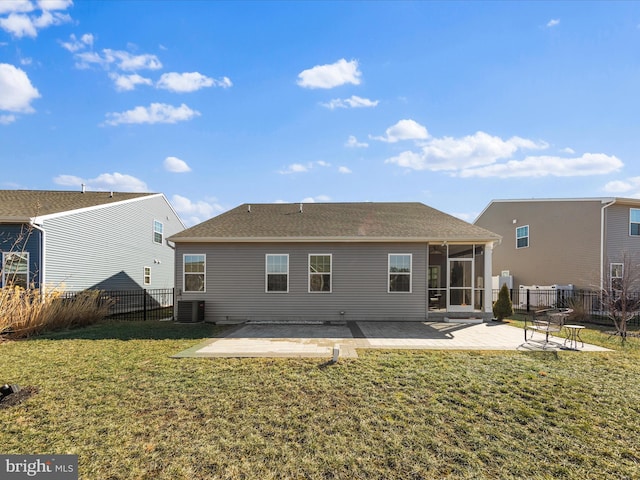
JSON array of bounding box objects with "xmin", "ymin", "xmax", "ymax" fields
[
  {"xmin": 169, "ymin": 202, "xmax": 501, "ymax": 243},
  {"xmin": 0, "ymin": 190, "xmax": 156, "ymax": 221}
]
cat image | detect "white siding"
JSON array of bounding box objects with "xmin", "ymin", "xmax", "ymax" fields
[{"xmin": 43, "ymin": 195, "xmax": 183, "ymax": 290}]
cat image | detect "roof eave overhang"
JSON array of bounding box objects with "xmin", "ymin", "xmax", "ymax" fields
[
  {"xmin": 168, "ymin": 236, "xmax": 501, "ymax": 244},
  {"xmin": 0, "ymin": 216, "xmax": 32, "ymax": 223}
]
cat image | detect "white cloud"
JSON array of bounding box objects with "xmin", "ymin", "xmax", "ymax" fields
[
  {"xmin": 0, "ymin": 13, "xmax": 37, "ymax": 37},
  {"xmin": 163, "ymin": 156, "xmax": 191, "ymax": 173},
  {"xmin": 109, "ymin": 73, "xmax": 152, "ymax": 91},
  {"xmin": 603, "ymin": 177, "xmax": 640, "ymax": 194},
  {"xmin": 0, "ymin": 114, "xmax": 16, "ymax": 124},
  {"xmin": 561, "ymin": 147, "xmax": 575, "ymax": 154},
  {"xmin": 297, "ymin": 58, "xmax": 361, "ymax": 89},
  {"xmin": 0, "ymin": 0, "xmax": 72, "ymax": 38},
  {"xmin": 75, "ymin": 49, "xmax": 162, "ymax": 71},
  {"xmin": 103, "ymin": 103, "xmax": 200, "ymax": 126},
  {"xmin": 38, "ymin": 0, "xmax": 74, "ymax": 10},
  {"xmin": 53, "ymin": 172, "xmax": 149, "ymax": 192},
  {"xmin": 338, "ymin": 166, "xmax": 352, "ymax": 174},
  {"xmin": 301, "ymin": 195, "xmax": 331, "ymax": 203},
  {"xmin": 385, "ymin": 131, "xmax": 549, "ymax": 171},
  {"xmin": 547, "ymin": 19, "xmax": 560, "ymax": 28},
  {"xmin": 60, "ymin": 32, "xmax": 94, "ymax": 52},
  {"xmin": 372, "ymin": 119, "xmax": 429, "ymax": 143},
  {"xmin": 171, "ymin": 194, "xmax": 223, "ymax": 226},
  {"xmin": 0, "ymin": 1, "xmax": 34, "ymax": 15},
  {"xmin": 321, "ymin": 95, "xmax": 378, "ymax": 110},
  {"xmin": 345, "ymin": 135, "xmax": 368, "ymax": 148},
  {"xmin": 157, "ymin": 72, "xmax": 231, "ymax": 92},
  {"xmin": 279, "ymin": 163, "xmax": 309, "ymax": 174},
  {"xmin": 278, "ymin": 161, "xmax": 330, "ymax": 175},
  {"xmin": 104, "ymin": 49, "xmax": 162, "ymax": 71},
  {"xmin": 459, "ymin": 153, "xmax": 622, "ymax": 178},
  {"xmin": 0, "ymin": 63, "xmax": 40, "ymax": 114}
]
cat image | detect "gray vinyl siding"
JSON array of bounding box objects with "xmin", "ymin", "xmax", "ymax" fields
[
  {"xmin": 475, "ymin": 200, "xmax": 602, "ymax": 288},
  {"xmin": 604, "ymin": 204, "xmax": 640, "ymax": 268},
  {"xmin": 175, "ymin": 242, "xmax": 429, "ymax": 322},
  {"xmin": 0, "ymin": 224, "xmax": 42, "ymax": 288},
  {"xmin": 42, "ymin": 195, "xmax": 182, "ymax": 291}
]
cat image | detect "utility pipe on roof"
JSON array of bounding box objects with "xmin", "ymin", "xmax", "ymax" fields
[{"xmin": 600, "ymin": 199, "xmax": 616, "ymax": 292}]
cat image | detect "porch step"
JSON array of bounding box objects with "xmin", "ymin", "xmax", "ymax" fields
[{"xmin": 444, "ymin": 317, "xmax": 483, "ymax": 324}]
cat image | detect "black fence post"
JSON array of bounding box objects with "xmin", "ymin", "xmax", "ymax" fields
[{"xmin": 143, "ymin": 288, "xmax": 147, "ymax": 321}]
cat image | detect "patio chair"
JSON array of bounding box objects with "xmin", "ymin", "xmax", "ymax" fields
[{"xmin": 524, "ymin": 308, "xmax": 573, "ymax": 347}]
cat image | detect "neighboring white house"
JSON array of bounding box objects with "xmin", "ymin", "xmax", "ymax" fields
[{"xmin": 0, "ymin": 189, "xmax": 185, "ymax": 291}]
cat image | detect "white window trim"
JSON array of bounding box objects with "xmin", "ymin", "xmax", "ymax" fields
[
  {"xmin": 630, "ymin": 208, "xmax": 640, "ymax": 236},
  {"xmin": 153, "ymin": 220, "xmax": 164, "ymax": 245},
  {"xmin": 308, "ymin": 254, "xmax": 332, "ymax": 293},
  {"xmin": 516, "ymin": 225, "xmax": 529, "ymax": 249},
  {"xmin": 183, "ymin": 254, "xmax": 206, "ymax": 293},
  {"xmin": 2, "ymin": 251, "xmax": 29, "ymax": 288},
  {"xmin": 265, "ymin": 254, "xmax": 289, "ymax": 293},
  {"xmin": 388, "ymin": 253, "xmax": 412, "ymax": 293},
  {"xmin": 143, "ymin": 266, "xmax": 151, "ymax": 286}
]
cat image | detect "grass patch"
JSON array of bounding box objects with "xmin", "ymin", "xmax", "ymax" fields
[{"xmin": 2, "ymin": 320, "xmax": 640, "ymax": 479}]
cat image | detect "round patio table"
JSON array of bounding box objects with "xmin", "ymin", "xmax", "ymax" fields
[{"xmin": 563, "ymin": 325, "xmax": 585, "ymax": 350}]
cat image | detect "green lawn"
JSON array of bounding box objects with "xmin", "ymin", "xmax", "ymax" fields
[{"xmin": 2, "ymin": 320, "xmax": 640, "ymax": 479}]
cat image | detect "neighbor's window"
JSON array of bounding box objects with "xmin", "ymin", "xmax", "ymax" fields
[
  {"xmin": 389, "ymin": 254, "xmax": 412, "ymax": 293},
  {"xmin": 266, "ymin": 254, "xmax": 289, "ymax": 293},
  {"xmin": 630, "ymin": 209, "xmax": 640, "ymax": 236},
  {"xmin": 2, "ymin": 252, "xmax": 29, "ymax": 289},
  {"xmin": 143, "ymin": 266, "xmax": 151, "ymax": 286},
  {"xmin": 309, "ymin": 254, "xmax": 332, "ymax": 292},
  {"xmin": 610, "ymin": 263, "xmax": 624, "ymax": 291},
  {"xmin": 153, "ymin": 220, "xmax": 164, "ymax": 244},
  {"xmin": 516, "ymin": 225, "xmax": 529, "ymax": 249},
  {"xmin": 183, "ymin": 254, "xmax": 205, "ymax": 292}
]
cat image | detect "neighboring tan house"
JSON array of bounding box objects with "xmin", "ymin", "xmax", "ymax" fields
[
  {"xmin": 0, "ymin": 189, "xmax": 185, "ymax": 291},
  {"xmin": 168, "ymin": 202, "xmax": 501, "ymax": 323},
  {"xmin": 474, "ymin": 197, "xmax": 640, "ymax": 291}
]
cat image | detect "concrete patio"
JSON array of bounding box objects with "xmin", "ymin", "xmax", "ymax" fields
[{"xmin": 173, "ymin": 321, "xmax": 611, "ymax": 359}]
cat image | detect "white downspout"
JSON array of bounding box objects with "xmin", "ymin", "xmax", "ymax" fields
[
  {"xmin": 600, "ymin": 199, "xmax": 615, "ymax": 292},
  {"xmin": 484, "ymin": 241, "xmax": 494, "ymax": 318},
  {"xmin": 30, "ymin": 222, "xmax": 46, "ymax": 297}
]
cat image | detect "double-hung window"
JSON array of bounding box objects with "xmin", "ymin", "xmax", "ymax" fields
[
  {"xmin": 266, "ymin": 254, "xmax": 288, "ymax": 292},
  {"xmin": 2, "ymin": 252, "xmax": 29, "ymax": 289},
  {"xmin": 610, "ymin": 263, "xmax": 624, "ymax": 292},
  {"xmin": 516, "ymin": 225, "xmax": 529, "ymax": 249},
  {"xmin": 630, "ymin": 209, "xmax": 640, "ymax": 236},
  {"xmin": 153, "ymin": 220, "xmax": 164, "ymax": 244},
  {"xmin": 389, "ymin": 254, "xmax": 411, "ymax": 293},
  {"xmin": 143, "ymin": 266, "xmax": 151, "ymax": 286},
  {"xmin": 183, "ymin": 254, "xmax": 205, "ymax": 292},
  {"xmin": 309, "ymin": 254, "xmax": 331, "ymax": 292}
]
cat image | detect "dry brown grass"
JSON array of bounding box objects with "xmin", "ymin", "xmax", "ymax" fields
[{"xmin": 0, "ymin": 287, "xmax": 112, "ymax": 339}]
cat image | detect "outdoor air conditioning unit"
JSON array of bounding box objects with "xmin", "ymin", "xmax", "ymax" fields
[{"xmin": 177, "ymin": 300, "xmax": 205, "ymax": 323}]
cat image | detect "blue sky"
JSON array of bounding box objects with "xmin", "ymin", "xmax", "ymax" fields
[{"xmin": 1, "ymin": 1, "xmax": 639, "ymax": 226}]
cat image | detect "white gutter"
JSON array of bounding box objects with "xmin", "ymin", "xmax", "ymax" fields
[{"xmin": 600, "ymin": 199, "xmax": 616, "ymax": 291}]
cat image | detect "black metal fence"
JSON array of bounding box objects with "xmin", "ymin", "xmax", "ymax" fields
[
  {"xmin": 497, "ymin": 287, "xmax": 640, "ymax": 327},
  {"xmin": 63, "ymin": 288, "xmax": 174, "ymax": 321}
]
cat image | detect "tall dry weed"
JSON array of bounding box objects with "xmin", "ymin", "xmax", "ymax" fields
[{"xmin": 0, "ymin": 287, "xmax": 113, "ymax": 339}]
